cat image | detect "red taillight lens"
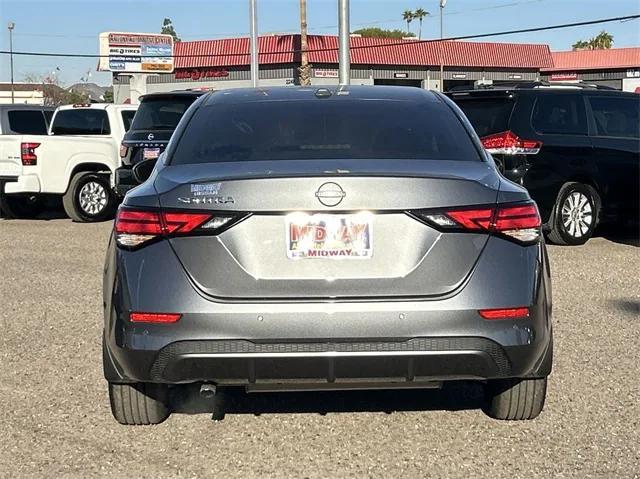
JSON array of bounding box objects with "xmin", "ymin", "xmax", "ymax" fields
[
  {"xmin": 130, "ymin": 312, "xmax": 181, "ymax": 323},
  {"xmin": 445, "ymin": 208, "xmax": 494, "ymax": 230},
  {"xmin": 419, "ymin": 202, "xmax": 541, "ymax": 244},
  {"xmin": 163, "ymin": 212, "xmax": 212, "ymax": 234},
  {"xmin": 479, "ymin": 307, "xmax": 530, "ymax": 320},
  {"xmin": 481, "ymin": 131, "xmax": 541, "ymax": 155},
  {"xmin": 493, "ymin": 204, "xmax": 541, "ymax": 230},
  {"xmin": 115, "ymin": 208, "xmax": 237, "ymax": 249},
  {"xmin": 119, "ymin": 144, "xmax": 129, "ymax": 158},
  {"xmin": 21, "ymin": 142, "xmax": 40, "ymax": 166}
]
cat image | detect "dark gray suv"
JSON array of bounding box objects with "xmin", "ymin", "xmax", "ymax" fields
[{"xmin": 103, "ymin": 86, "xmax": 553, "ymax": 425}]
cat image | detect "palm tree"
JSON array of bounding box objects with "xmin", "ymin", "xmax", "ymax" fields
[
  {"xmin": 589, "ymin": 30, "xmax": 614, "ymax": 49},
  {"xmin": 402, "ymin": 10, "xmax": 414, "ymax": 35},
  {"xmin": 299, "ymin": 0, "xmax": 311, "ymax": 85},
  {"xmin": 572, "ymin": 30, "xmax": 614, "ymax": 50},
  {"xmin": 414, "ymin": 8, "xmax": 429, "ymax": 39}
]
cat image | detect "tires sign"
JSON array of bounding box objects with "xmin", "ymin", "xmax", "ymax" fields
[{"xmin": 99, "ymin": 32, "xmax": 174, "ymax": 73}]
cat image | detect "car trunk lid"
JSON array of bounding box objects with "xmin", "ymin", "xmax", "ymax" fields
[{"xmin": 155, "ymin": 159, "xmax": 500, "ymax": 300}]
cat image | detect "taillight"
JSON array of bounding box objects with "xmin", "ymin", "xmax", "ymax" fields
[
  {"xmin": 481, "ymin": 131, "xmax": 541, "ymax": 155},
  {"xmin": 21, "ymin": 142, "xmax": 40, "ymax": 166},
  {"xmin": 119, "ymin": 143, "xmax": 129, "ymax": 158},
  {"xmin": 130, "ymin": 312, "xmax": 182, "ymax": 323},
  {"xmin": 417, "ymin": 202, "xmax": 541, "ymax": 244},
  {"xmin": 478, "ymin": 307, "xmax": 530, "ymax": 320},
  {"xmin": 114, "ymin": 208, "xmax": 238, "ymax": 249}
]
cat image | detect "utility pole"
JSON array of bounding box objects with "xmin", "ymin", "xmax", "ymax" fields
[
  {"xmin": 249, "ymin": 0, "xmax": 259, "ymax": 87},
  {"xmin": 299, "ymin": 0, "xmax": 311, "ymax": 86},
  {"xmin": 8, "ymin": 21, "xmax": 15, "ymax": 104},
  {"xmin": 439, "ymin": 0, "xmax": 446, "ymax": 92},
  {"xmin": 338, "ymin": 0, "xmax": 350, "ymax": 85}
]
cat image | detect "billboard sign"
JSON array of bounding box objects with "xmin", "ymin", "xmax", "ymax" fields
[
  {"xmin": 99, "ymin": 32, "xmax": 174, "ymax": 73},
  {"xmin": 550, "ymin": 73, "xmax": 578, "ymax": 81}
]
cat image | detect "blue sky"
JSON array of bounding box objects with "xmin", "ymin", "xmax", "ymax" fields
[{"xmin": 0, "ymin": 0, "xmax": 638, "ymax": 86}]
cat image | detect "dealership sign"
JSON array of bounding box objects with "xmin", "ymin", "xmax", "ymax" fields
[
  {"xmin": 98, "ymin": 32, "xmax": 174, "ymax": 73},
  {"xmin": 550, "ymin": 72, "xmax": 578, "ymax": 81},
  {"xmin": 175, "ymin": 68, "xmax": 230, "ymax": 81}
]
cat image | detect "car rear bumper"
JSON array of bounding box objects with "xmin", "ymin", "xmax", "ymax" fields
[
  {"xmin": 103, "ymin": 234, "xmax": 553, "ymax": 386},
  {"xmin": 114, "ymin": 166, "xmax": 136, "ymax": 198},
  {"xmin": 2, "ymin": 174, "xmax": 40, "ymax": 194}
]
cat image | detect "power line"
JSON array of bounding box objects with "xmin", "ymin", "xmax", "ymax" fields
[
  {"xmin": 9, "ymin": 0, "xmax": 548, "ymax": 41},
  {"xmin": 0, "ymin": 15, "xmax": 637, "ymax": 60}
]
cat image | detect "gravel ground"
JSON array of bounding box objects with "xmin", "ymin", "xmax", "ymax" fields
[{"xmin": 0, "ymin": 218, "xmax": 638, "ymax": 479}]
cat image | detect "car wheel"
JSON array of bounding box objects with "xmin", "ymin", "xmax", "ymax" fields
[
  {"xmin": 0, "ymin": 194, "xmax": 45, "ymax": 219},
  {"xmin": 108, "ymin": 382, "xmax": 170, "ymax": 425},
  {"xmin": 62, "ymin": 172, "xmax": 115, "ymax": 222},
  {"xmin": 546, "ymin": 183, "xmax": 599, "ymax": 246},
  {"xmin": 483, "ymin": 377, "xmax": 547, "ymax": 421}
]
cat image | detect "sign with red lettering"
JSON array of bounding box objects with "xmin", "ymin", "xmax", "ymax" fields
[
  {"xmin": 550, "ymin": 73, "xmax": 578, "ymax": 81},
  {"xmin": 286, "ymin": 213, "xmax": 373, "ymax": 260},
  {"xmin": 175, "ymin": 68, "xmax": 230, "ymax": 81}
]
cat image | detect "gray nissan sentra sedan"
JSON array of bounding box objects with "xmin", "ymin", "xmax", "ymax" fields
[{"xmin": 103, "ymin": 86, "xmax": 552, "ymax": 424}]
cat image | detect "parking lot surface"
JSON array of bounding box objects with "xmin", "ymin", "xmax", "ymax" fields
[{"xmin": 1, "ymin": 218, "xmax": 638, "ymax": 478}]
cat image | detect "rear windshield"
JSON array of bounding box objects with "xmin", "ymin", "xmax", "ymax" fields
[
  {"xmin": 171, "ymin": 99, "xmax": 480, "ymax": 164},
  {"xmin": 453, "ymin": 98, "xmax": 515, "ymax": 137},
  {"xmin": 121, "ymin": 110, "xmax": 136, "ymax": 132},
  {"xmin": 130, "ymin": 97, "xmax": 197, "ymax": 131},
  {"xmin": 51, "ymin": 109, "xmax": 110, "ymax": 135},
  {"xmin": 7, "ymin": 110, "xmax": 49, "ymax": 134}
]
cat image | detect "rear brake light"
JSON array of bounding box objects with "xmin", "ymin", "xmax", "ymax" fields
[
  {"xmin": 481, "ymin": 131, "xmax": 541, "ymax": 155},
  {"xmin": 130, "ymin": 312, "xmax": 181, "ymax": 323},
  {"xmin": 115, "ymin": 208, "xmax": 237, "ymax": 249},
  {"xmin": 21, "ymin": 142, "xmax": 40, "ymax": 166},
  {"xmin": 119, "ymin": 144, "xmax": 129, "ymax": 158},
  {"xmin": 479, "ymin": 307, "xmax": 529, "ymax": 319},
  {"xmin": 418, "ymin": 202, "xmax": 541, "ymax": 244}
]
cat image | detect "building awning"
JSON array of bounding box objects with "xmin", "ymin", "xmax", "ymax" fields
[
  {"xmin": 174, "ymin": 34, "xmax": 553, "ymax": 70},
  {"xmin": 543, "ymin": 47, "xmax": 640, "ymax": 72}
]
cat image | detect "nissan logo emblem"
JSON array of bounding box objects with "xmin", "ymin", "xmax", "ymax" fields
[{"xmin": 315, "ymin": 182, "xmax": 346, "ymax": 207}]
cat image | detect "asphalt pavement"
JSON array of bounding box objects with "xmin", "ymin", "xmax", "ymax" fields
[{"xmin": 0, "ymin": 218, "xmax": 638, "ymax": 478}]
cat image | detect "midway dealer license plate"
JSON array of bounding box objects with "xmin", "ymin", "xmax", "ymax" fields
[
  {"xmin": 286, "ymin": 212, "xmax": 373, "ymax": 260},
  {"xmin": 143, "ymin": 147, "xmax": 161, "ymax": 160}
]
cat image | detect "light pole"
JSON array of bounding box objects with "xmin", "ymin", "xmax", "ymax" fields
[
  {"xmin": 8, "ymin": 21, "xmax": 15, "ymax": 104},
  {"xmin": 439, "ymin": 0, "xmax": 446, "ymax": 91},
  {"xmin": 249, "ymin": 0, "xmax": 259, "ymax": 87},
  {"xmin": 338, "ymin": 0, "xmax": 350, "ymax": 85}
]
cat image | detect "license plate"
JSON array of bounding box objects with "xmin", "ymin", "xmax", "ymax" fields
[
  {"xmin": 143, "ymin": 147, "xmax": 160, "ymax": 160},
  {"xmin": 286, "ymin": 212, "xmax": 373, "ymax": 259}
]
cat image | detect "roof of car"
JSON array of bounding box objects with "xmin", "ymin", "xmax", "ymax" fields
[
  {"xmin": 203, "ymin": 85, "xmax": 439, "ymax": 106},
  {"xmin": 139, "ymin": 90, "xmax": 209, "ymax": 102},
  {"xmin": 446, "ymin": 82, "xmax": 638, "ymax": 98},
  {"xmin": 0, "ymin": 104, "xmax": 55, "ymax": 111}
]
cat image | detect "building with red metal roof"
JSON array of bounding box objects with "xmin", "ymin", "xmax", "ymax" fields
[
  {"xmin": 113, "ymin": 34, "xmax": 639, "ymax": 103},
  {"xmin": 541, "ymin": 47, "xmax": 640, "ymax": 91}
]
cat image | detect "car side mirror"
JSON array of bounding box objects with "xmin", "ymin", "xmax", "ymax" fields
[{"xmin": 132, "ymin": 159, "xmax": 157, "ymax": 184}]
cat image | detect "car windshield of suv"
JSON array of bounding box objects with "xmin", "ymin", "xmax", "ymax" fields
[
  {"xmin": 171, "ymin": 99, "xmax": 481, "ymax": 164},
  {"xmin": 454, "ymin": 98, "xmax": 515, "ymax": 137},
  {"xmin": 130, "ymin": 97, "xmax": 196, "ymax": 131}
]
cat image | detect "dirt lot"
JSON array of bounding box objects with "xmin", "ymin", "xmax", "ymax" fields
[{"xmin": 0, "ymin": 218, "xmax": 638, "ymax": 478}]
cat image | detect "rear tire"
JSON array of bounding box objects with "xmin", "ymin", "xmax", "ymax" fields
[
  {"xmin": 483, "ymin": 377, "xmax": 547, "ymax": 420},
  {"xmin": 546, "ymin": 183, "xmax": 599, "ymax": 246},
  {"xmin": 63, "ymin": 172, "xmax": 115, "ymax": 222},
  {"xmin": 0, "ymin": 194, "xmax": 45, "ymax": 219},
  {"xmin": 108, "ymin": 382, "xmax": 170, "ymax": 425}
]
